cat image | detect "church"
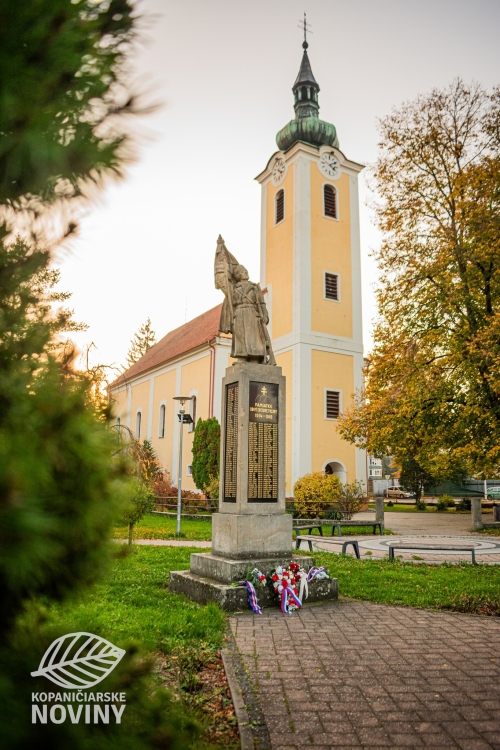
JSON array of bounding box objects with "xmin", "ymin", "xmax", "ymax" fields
[{"xmin": 109, "ymin": 38, "xmax": 366, "ymax": 495}]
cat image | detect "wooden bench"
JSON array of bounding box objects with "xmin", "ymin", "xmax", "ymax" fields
[
  {"xmin": 330, "ymin": 520, "xmax": 384, "ymax": 537},
  {"xmin": 388, "ymin": 543, "xmax": 477, "ymax": 564},
  {"xmin": 295, "ymin": 536, "xmax": 361, "ymax": 558},
  {"xmin": 293, "ymin": 523, "xmax": 323, "ymax": 551}
]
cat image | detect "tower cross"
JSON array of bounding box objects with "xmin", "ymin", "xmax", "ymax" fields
[{"xmin": 297, "ymin": 13, "xmax": 313, "ymax": 47}]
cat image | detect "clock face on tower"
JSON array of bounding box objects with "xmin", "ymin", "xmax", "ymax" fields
[
  {"xmin": 319, "ymin": 152, "xmax": 341, "ymax": 180},
  {"xmin": 272, "ymin": 156, "xmax": 286, "ymax": 185}
]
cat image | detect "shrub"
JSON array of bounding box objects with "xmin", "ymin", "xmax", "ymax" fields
[
  {"xmin": 456, "ymin": 498, "xmax": 472, "ymax": 512},
  {"xmin": 191, "ymin": 417, "xmax": 220, "ymax": 496},
  {"xmin": 436, "ymin": 494, "xmax": 455, "ymax": 512},
  {"xmin": 332, "ymin": 480, "xmax": 366, "ymax": 520},
  {"xmin": 387, "ymin": 500, "xmax": 394, "ymax": 507},
  {"xmin": 293, "ymin": 472, "xmax": 341, "ymax": 518},
  {"xmin": 415, "ymin": 499, "xmax": 427, "ymax": 511}
]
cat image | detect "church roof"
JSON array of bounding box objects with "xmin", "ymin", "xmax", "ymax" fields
[
  {"xmin": 110, "ymin": 304, "xmax": 225, "ymax": 388},
  {"xmin": 293, "ymin": 47, "xmax": 318, "ymax": 88}
]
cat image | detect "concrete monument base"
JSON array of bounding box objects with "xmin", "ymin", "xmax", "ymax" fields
[
  {"xmin": 170, "ymin": 552, "xmax": 338, "ymax": 610},
  {"xmin": 211, "ymin": 513, "xmax": 292, "ymax": 559}
]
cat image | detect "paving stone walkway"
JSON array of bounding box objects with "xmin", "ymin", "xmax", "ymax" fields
[{"xmin": 229, "ymin": 600, "xmax": 500, "ymax": 749}]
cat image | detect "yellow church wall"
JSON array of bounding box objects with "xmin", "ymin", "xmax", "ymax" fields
[
  {"xmin": 311, "ymin": 349, "xmax": 356, "ymax": 480},
  {"xmin": 180, "ymin": 355, "xmax": 211, "ymax": 491},
  {"xmin": 130, "ymin": 380, "xmax": 150, "ymax": 439},
  {"xmin": 110, "ymin": 388, "xmax": 128, "ymax": 423},
  {"xmin": 151, "ymin": 368, "xmax": 177, "ymax": 476},
  {"xmin": 275, "ymin": 349, "xmax": 293, "ymax": 494},
  {"xmin": 310, "ymin": 166, "xmax": 353, "ymax": 339},
  {"xmin": 266, "ymin": 168, "xmax": 294, "ymax": 339}
]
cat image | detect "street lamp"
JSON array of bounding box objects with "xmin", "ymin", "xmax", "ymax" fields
[{"xmin": 173, "ymin": 396, "xmax": 193, "ymax": 536}]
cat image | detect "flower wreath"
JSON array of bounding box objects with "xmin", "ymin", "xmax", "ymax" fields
[
  {"xmin": 239, "ymin": 567, "xmax": 266, "ymax": 615},
  {"xmin": 271, "ymin": 562, "xmax": 305, "ymax": 614},
  {"xmin": 240, "ymin": 563, "xmax": 330, "ymax": 615}
]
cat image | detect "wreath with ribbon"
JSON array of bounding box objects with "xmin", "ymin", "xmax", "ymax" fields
[{"xmin": 239, "ymin": 563, "xmax": 330, "ymax": 615}]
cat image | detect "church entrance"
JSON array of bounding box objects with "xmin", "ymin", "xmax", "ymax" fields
[{"xmin": 324, "ymin": 461, "xmax": 346, "ymax": 484}]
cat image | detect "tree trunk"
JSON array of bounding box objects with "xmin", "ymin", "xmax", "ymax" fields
[{"xmin": 128, "ymin": 522, "xmax": 134, "ymax": 547}]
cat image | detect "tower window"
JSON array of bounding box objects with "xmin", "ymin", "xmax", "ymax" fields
[
  {"xmin": 324, "ymin": 272, "xmax": 339, "ymax": 301},
  {"xmin": 325, "ymin": 390, "xmax": 341, "ymax": 420},
  {"xmin": 159, "ymin": 404, "xmax": 166, "ymax": 438},
  {"xmin": 275, "ymin": 189, "xmax": 285, "ymax": 224},
  {"xmin": 136, "ymin": 411, "xmax": 142, "ymax": 439},
  {"xmin": 324, "ymin": 185, "xmax": 338, "ymax": 219}
]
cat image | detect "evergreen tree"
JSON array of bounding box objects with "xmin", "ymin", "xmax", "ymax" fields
[
  {"xmin": 0, "ymin": 5, "xmax": 194, "ymax": 748},
  {"xmin": 191, "ymin": 417, "xmax": 220, "ymax": 498},
  {"xmin": 126, "ymin": 318, "xmax": 157, "ymax": 366}
]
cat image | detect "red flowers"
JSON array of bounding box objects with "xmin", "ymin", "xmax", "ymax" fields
[{"xmin": 272, "ymin": 574, "xmax": 279, "ymax": 582}]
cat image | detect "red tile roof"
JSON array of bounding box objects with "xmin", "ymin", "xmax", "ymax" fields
[{"xmin": 111, "ymin": 304, "xmax": 226, "ymax": 388}]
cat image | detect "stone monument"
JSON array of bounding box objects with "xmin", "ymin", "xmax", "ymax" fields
[{"xmin": 170, "ymin": 237, "xmax": 337, "ymax": 609}]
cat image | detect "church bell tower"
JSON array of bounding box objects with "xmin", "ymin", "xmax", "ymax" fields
[{"xmin": 255, "ymin": 35, "xmax": 366, "ymax": 492}]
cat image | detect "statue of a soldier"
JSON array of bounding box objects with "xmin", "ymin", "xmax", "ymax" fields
[{"xmin": 214, "ymin": 235, "xmax": 276, "ymax": 366}]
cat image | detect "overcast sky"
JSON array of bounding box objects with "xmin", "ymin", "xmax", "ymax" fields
[{"xmin": 56, "ymin": 0, "xmax": 500, "ymax": 372}]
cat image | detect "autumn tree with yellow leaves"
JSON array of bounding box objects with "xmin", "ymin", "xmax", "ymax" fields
[{"xmin": 339, "ymin": 80, "xmax": 500, "ymax": 479}]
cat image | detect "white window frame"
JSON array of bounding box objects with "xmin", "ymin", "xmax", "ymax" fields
[
  {"xmin": 186, "ymin": 464, "xmax": 193, "ymax": 477},
  {"xmin": 158, "ymin": 400, "xmax": 166, "ymax": 438},
  {"xmin": 322, "ymin": 182, "xmax": 339, "ymax": 221},
  {"xmin": 324, "ymin": 388, "xmax": 342, "ymax": 421},
  {"xmin": 323, "ymin": 270, "xmax": 341, "ymax": 303},
  {"xmin": 274, "ymin": 187, "xmax": 285, "ymax": 226},
  {"xmin": 135, "ymin": 409, "xmax": 142, "ymax": 439}
]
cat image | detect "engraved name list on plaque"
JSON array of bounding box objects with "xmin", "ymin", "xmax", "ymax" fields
[
  {"xmin": 248, "ymin": 381, "xmax": 278, "ymax": 502},
  {"xmin": 223, "ymin": 382, "xmax": 238, "ymax": 502}
]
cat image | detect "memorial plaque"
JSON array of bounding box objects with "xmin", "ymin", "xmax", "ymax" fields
[
  {"xmin": 248, "ymin": 381, "xmax": 278, "ymax": 502},
  {"xmin": 223, "ymin": 383, "xmax": 238, "ymax": 502}
]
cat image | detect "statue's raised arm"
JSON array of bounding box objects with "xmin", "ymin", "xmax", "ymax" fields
[{"xmin": 214, "ymin": 235, "xmax": 276, "ymax": 366}]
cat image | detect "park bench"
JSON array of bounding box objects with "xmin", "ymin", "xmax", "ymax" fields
[
  {"xmin": 329, "ymin": 520, "xmax": 383, "ymax": 537},
  {"xmin": 295, "ymin": 535, "xmax": 361, "ymax": 558},
  {"xmin": 388, "ymin": 543, "xmax": 477, "ymax": 564},
  {"xmin": 293, "ymin": 523, "xmax": 323, "ymax": 551}
]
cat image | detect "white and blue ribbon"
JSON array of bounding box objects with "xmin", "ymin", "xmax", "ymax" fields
[
  {"xmin": 240, "ymin": 580, "xmax": 262, "ymax": 614},
  {"xmin": 307, "ymin": 566, "xmax": 329, "ymax": 582},
  {"xmin": 280, "ymin": 583, "xmax": 302, "ymax": 614}
]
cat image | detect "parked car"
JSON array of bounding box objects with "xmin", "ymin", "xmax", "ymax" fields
[
  {"xmin": 385, "ymin": 486, "xmax": 415, "ymax": 499},
  {"xmin": 486, "ymin": 487, "xmax": 500, "ymax": 500}
]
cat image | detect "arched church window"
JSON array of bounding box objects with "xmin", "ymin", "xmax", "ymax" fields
[
  {"xmin": 275, "ymin": 189, "xmax": 285, "ymax": 224},
  {"xmin": 324, "ymin": 184, "xmax": 338, "ymax": 219},
  {"xmin": 159, "ymin": 404, "xmax": 165, "ymax": 438},
  {"xmin": 136, "ymin": 411, "xmax": 142, "ymax": 439}
]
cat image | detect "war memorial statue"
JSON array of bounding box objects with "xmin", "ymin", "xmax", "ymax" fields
[
  {"xmin": 169, "ymin": 236, "xmax": 337, "ymax": 609},
  {"xmin": 214, "ymin": 235, "xmax": 276, "ymax": 366}
]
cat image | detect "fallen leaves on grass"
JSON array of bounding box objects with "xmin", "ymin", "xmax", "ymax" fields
[
  {"xmin": 156, "ymin": 647, "xmax": 239, "ymax": 749},
  {"xmin": 447, "ymin": 593, "xmax": 500, "ymax": 617}
]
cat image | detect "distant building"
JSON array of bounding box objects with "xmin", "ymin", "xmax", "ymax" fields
[
  {"xmin": 109, "ymin": 37, "xmax": 366, "ymax": 493},
  {"xmin": 368, "ymin": 456, "xmax": 383, "ymax": 479}
]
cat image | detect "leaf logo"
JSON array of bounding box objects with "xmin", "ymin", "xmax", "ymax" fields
[{"xmin": 31, "ymin": 632, "xmax": 126, "ymax": 689}]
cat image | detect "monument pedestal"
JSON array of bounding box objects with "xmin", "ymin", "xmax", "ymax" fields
[{"xmin": 170, "ymin": 362, "xmax": 337, "ymax": 609}]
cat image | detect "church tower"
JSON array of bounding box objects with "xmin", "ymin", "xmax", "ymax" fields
[{"xmin": 256, "ymin": 37, "xmax": 366, "ymax": 492}]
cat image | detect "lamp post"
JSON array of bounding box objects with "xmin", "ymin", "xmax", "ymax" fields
[{"xmin": 173, "ymin": 396, "xmax": 193, "ymax": 536}]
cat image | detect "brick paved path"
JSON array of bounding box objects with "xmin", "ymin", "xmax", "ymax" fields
[{"xmin": 230, "ymin": 601, "xmax": 500, "ymax": 749}]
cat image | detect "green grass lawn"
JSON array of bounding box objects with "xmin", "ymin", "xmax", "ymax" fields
[
  {"xmin": 301, "ymin": 549, "xmax": 500, "ymax": 615},
  {"xmin": 114, "ymin": 513, "xmax": 212, "ymax": 541},
  {"xmin": 116, "ymin": 514, "xmax": 393, "ymax": 541},
  {"xmin": 36, "ymin": 545, "xmax": 237, "ymax": 750}
]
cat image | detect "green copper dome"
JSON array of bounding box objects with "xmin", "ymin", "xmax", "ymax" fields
[{"xmin": 276, "ymin": 41, "xmax": 339, "ymax": 152}]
